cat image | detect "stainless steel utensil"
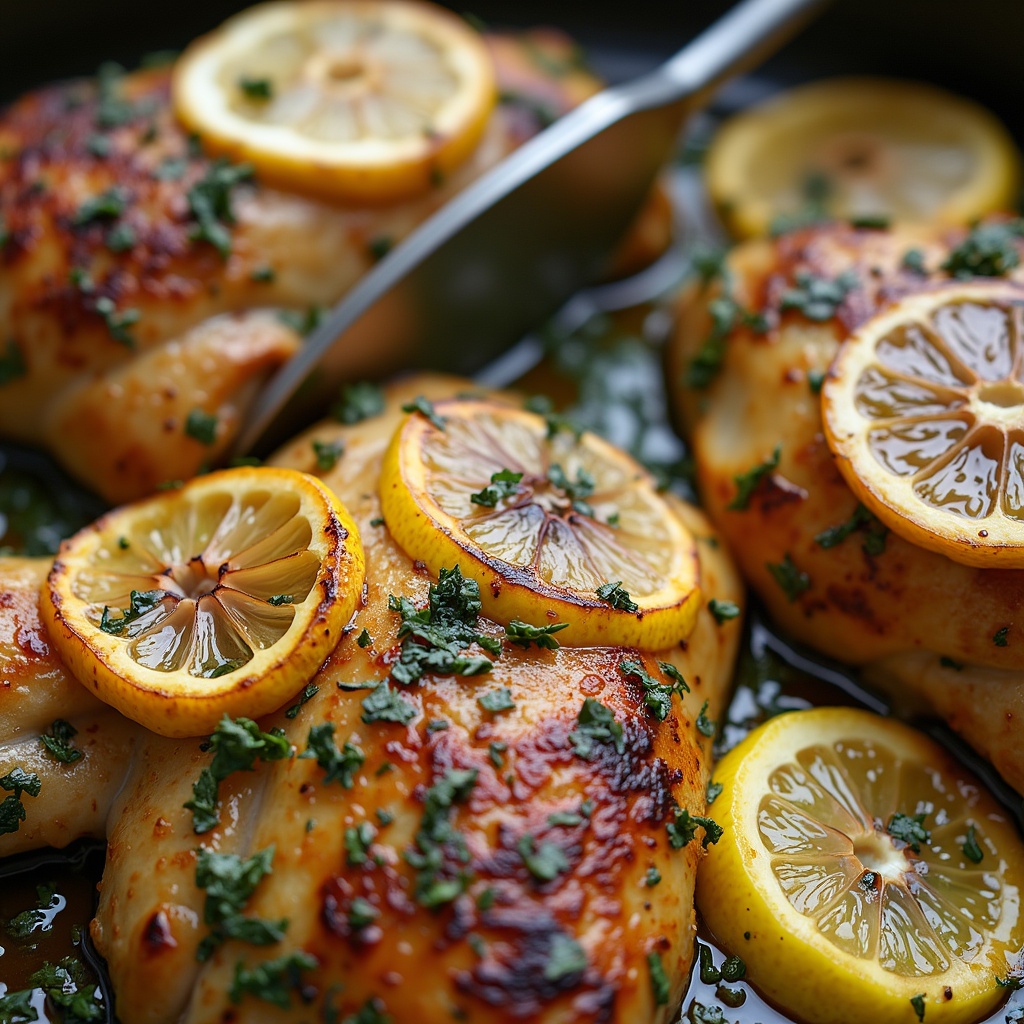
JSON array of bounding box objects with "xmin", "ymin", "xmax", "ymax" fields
[{"xmin": 235, "ymin": 0, "xmax": 829, "ymax": 454}]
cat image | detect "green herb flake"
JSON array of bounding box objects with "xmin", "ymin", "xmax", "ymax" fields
[
  {"xmin": 940, "ymin": 656, "xmax": 964, "ymax": 671},
  {"xmin": 517, "ymin": 834, "xmax": 569, "ymax": 883},
  {"xmin": 0, "ymin": 339, "xmax": 26, "ymax": 387},
  {"xmin": 667, "ymin": 807, "xmax": 723, "ymax": 850},
  {"xmin": 299, "ymin": 723, "xmax": 364, "ymax": 788},
  {"xmin": 277, "ymin": 306, "xmax": 323, "ymax": 336},
  {"xmin": 312, "ymin": 438, "xmax": 344, "ymax": 472},
  {"xmin": 284, "ymin": 683, "xmax": 319, "ymax": 720},
  {"xmin": 647, "ymin": 951, "xmax": 670, "ymax": 1006},
  {"xmin": 504, "ymin": 619, "xmax": 568, "ymax": 650},
  {"xmin": 267, "ymin": 594, "xmax": 291, "ymax": 606},
  {"xmin": 238, "ymin": 76, "xmax": 274, "ymax": 100},
  {"xmin": 401, "ymin": 395, "xmax": 446, "ymax": 430},
  {"xmin": 333, "ymin": 381, "xmax": 385, "ymax": 424},
  {"xmin": 367, "ymin": 236, "xmax": 393, "ymax": 261},
  {"xmin": 250, "ymin": 265, "xmax": 276, "ymax": 283},
  {"xmin": 706, "ymin": 781, "xmax": 723, "ymax": 805},
  {"xmin": 544, "ymin": 933, "xmax": 586, "ymax": 982},
  {"xmin": 229, "ymin": 950, "xmax": 318, "ymax": 1008},
  {"xmin": 849, "ymin": 213, "xmax": 891, "ymax": 230},
  {"xmin": 644, "ymin": 866, "xmax": 661, "ymax": 888},
  {"xmin": 721, "ymin": 954, "xmax": 746, "ymax": 981},
  {"xmin": 547, "ymin": 810, "xmax": 584, "ymax": 827},
  {"xmin": 910, "ymin": 993, "xmax": 926, "ymax": 1022},
  {"xmin": 942, "ymin": 221, "xmax": 1024, "ymax": 278},
  {"xmin": 688, "ymin": 1001, "xmax": 726, "ymax": 1024},
  {"xmin": 568, "ymin": 697, "xmax": 624, "ymax": 759},
  {"xmin": 187, "ymin": 158, "xmax": 254, "ymax": 258},
  {"xmin": 595, "ymin": 580, "xmax": 638, "ymax": 612},
  {"xmin": 698, "ymin": 941, "xmax": 721, "ymax": 983},
  {"xmin": 478, "ymin": 687, "xmax": 515, "ymax": 714},
  {"xmin": 695, "ymin": 700, "xmax": 717, "ymax": 738},
  {"xmin": 39, "ymin": 719, "xmax": 82, "ymax": 765},
  {"xmin": 707, "ymin": 598, "xmax": 740, "ymax": 624},
  {"xmin": 962, "ymin": 824, "xmax": 984, "ymax": 864},
  {"xmin": 73, "ymin": 186, "xmax": 129, "ymax": 226},
  {"xmin": 153, "ymin": 156, "xmax": 188, "ymax": 181},
  {"xmin": 887, "ymin": 811, "xmax": 931, "ymax": 853},
  {"xmin": 728, "ymin": 446, "xmax": 780, "ymax": 510},
  {"xmin": 105, "ymin": 221, "xmax": 136, "ymax": 253},
  {"xmin": 470, "ymin": 468, "xmax": 523, "ymax": 507},
  {"xmin": 547, "ymin": 463, "xmax": 596, "ymax": 516},
  {"xmin": 94, "ymin": 295, "xmax": 140, "ymax": 347},
  {"xmin": 767, "ymin": 553, "xmax": 811, "ymax": 601},
  {"xmin": 902, "ymin": 248, "xmax": 929, "ymax": 275},
  {"xmin": 807, "ymin": 367, "xmax": 826, "ymax": 393},
  {"xmin": 357, "ymin": 628, "xmax": 372, "ymax": 648},
  {"xmin": 815, "ymin": 502, "xmax": 888, "ymax": 555},
  {"xmin": 360, "ymin": 681, "xmax": 417, "ymax": 725},
  {"xmin": 488, "ymin": 740, "xmax": 507, "ymax": 768},
  {"xmin": 780, "ymin": 269, "xmax": 858, "ymax": 321},
  {"xmin": 185, "ymin": 408, "xmax": 218, "ymax": 445},
  {"xmin": 620, "ymin": 658, "xmax": 687, "ymax": 722},
  {"xmin": 994, "ymin": 626, "xmax": 1010, "ymax": 647},
  {"xmin": 99, "ymin": 588, "xmax": 165, "ymax": 635}
]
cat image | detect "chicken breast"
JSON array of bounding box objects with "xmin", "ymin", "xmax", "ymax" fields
[
  {"xmin": 669, "ymin": 219, "xmax": 1024, "ymax": 790},
  {"xmin": 0, "ymin": 30, "xmax": 668, "ymax": 505},
  {"xmin": 0, "ymin": 375, "xmax": 742, "ymax": 1023}
]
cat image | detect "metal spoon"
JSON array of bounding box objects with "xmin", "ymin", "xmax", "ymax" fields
[{"xmin": 235, "ymin": 0, "xmax": 829, "ymax": 454}]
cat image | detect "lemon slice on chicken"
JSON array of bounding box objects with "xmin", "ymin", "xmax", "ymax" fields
[
  {"xmin": 172, "ymin": 0, "xmax": 497, "ymax": 203},
  {"xmin": 823, "ymin": 281, "xmax": 1024, "ymax": 567},
  {"xmin": 379, "ymin": 398, "xmax": 701, "ymax": 648},
  {"xmin": 43, "ymin": 467, "xmax": 364, "ymax": 737},
  {"xmin": 697, "ymin": 707, "xmax": 1024, "ymax": 1024},
  {"xmin": 706, "ymin": 78, "xmax": 1021, "ymax": 239}
]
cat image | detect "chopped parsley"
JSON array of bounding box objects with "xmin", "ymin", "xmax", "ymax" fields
[
  {"xmin": 153, "ymin": 156, "xmax": 188, "ymax": 181},
  {"xmin": 544, "ymin": 933, "xmax": 587, "ymax": 982},
  {"xmin": 647, "ymin": 951, "xmax": 670, "ymax": 1006},
  {"xmin": 686, "ymin": 285, "xmax": 769, "ymax": 390},
  {"xmin": 348, "ymin": 897, "xmax": 378, "ymax": 929},
  {"xmin": 815, "ymin": 503, "xmax": 888, "ymax": 555},
  {"xmin": 250, "ymin": 265, "xmax": 275, "ymax": 283},
  {"xmin": 333, "ymin": 381, "xmax": 384, "ymax": 424},
  {"xmin": 312, "ymin": 439, "xmax": 344, "ymax": 472},
  {"xmin": 0, "ymin": 957, "xmax": 105, "ymax": 1024},
  {"xmin": 0, "ymin": 768, "xmax": 41, "ymax": 836},
  {"xmin": 99, "ymin": 588, "xmax": 164, "ymax": 635},
  {"xmin": 229, "ymin": 950, "xmax": 317, "ymax": 1008},
  {"xmin": 962, "ymin": 824, "xmax": 984, "ymax": 864},
  {"xmin": 0, "ymin": 339, "xmax": 26, "ymax": 386},
  {"xmin": 706, "ymin": 780, "xmax": 723, "ymax": 805},
  {"xmin": 504, "ymin": 619, "xmax": 568, "ymax": 650},
  {"xmin": 902, "ymin": 248, "xmax": 928, "ymax": 275},
  {"xmin": 478, "ymin": 687, "xmax": 515, "ymax": 713},
  {"xmin": 645, "ymin": 867, "xmax": 661, "ymax": 888},
  {"xmin": 695, "ymin": 700, "xmax": 717, "ymax": 738},
  {"xmin": 39, "ymin": 719, "xmax": 82, "ymax": 765},
  {"xmin": 405, "ymin": 768, "xmax": 477, "ymax": 908},
  {"xmin": 488, "ymin": 741, "xmax": 507, "ymax": 768},
  {"xmin": 267, "ymin": 594, "xmax": 291, "ymax": 606},
  {"xmin": 184, "ymin": 715, "xmax": 290, "ymax": 834},
  {"xmin": 767, "ymin": 553, "xmax": 811, "ymax": 601},
  {"xmin": 517, "ymin": 834, "xmax": 569, "ymax": 882},
  {"xmin": 401, "ymin": 395, "xmax": 446, "ymax": 430},
  {"xmin": 942, "ymin": 221, "xmax": 1023, "ymax": 278},
  {"xmin": 721, "ymin": 954, "xmax": 746, "ymax": 981},
  {"xmin": 667, "ymin": 807, "xmax": 723, "ymax": 849},
  {"xmin": 728, "ymin": 446, "xmax": 780, "ymax": 510},
  {"xmin": 568, "ymin": 698, "xmax": 624, "ymax": 759},
  {"xmin": 994, "ymin": 626, "xmax": 1010, "ymax": 647},
  {"xmin": 357, "ymin": 629, "xmax": 372, "ymax": 648},
  {"xmin": 887, "ymin": 811, "xmax": 930, "ymax": 853},
  {"xmin": 195, "ymin": 846, "xmax": 287, "ymax": 962},
  {"xmin": 187, "ymin": 158, "xmax": 254, "ymax": 258},
  {"xmin": 105, "ymin": 222, "xmax": 136, "ymax": 253},
  {"xmin": 278, "ymin": 306, "xmax": 323, "ymax": 336},
  {"xmin": 698, "ymin": 942, "xmax": 720, "ymax": 983},
  {"xmin": 807, "ymin": 367, "xmax": 826, "ymax": 393},
  {"xmin": 779, "ymin": 269, "xmax": 858, "ymax": 321},
  {"xmin": 93, "ymin": 295, "xmax": 140, "ymax": 347},
  {"xmin": 707, "ymin": 598, "xmax": 740, "ymax": 624},
  {"xmin": 185, "ymin": 408, "xmax": 218, "ymax": 445},
  {"xmin": 595, "ymin": 580, "xmax": 638, "ymax": 612},
  {"xmin": 910, "ymin": 993, "xmax": 926, "ymax": 1022},
  {"xmin": 547, "ymin": 463, "xmax": 596, "ymax": 516},
  {"xmin": 470, "ymin": 469, "xmax": 523, "ymax": 507},
  {"xmin": 768, "ymin": 171, "xmax": 832, "ymax": 237},
  {"xmin": 367, "ymin": 236, "xmax": 393, "ymax": 261},
  {"xmin": 73, "ymin": 186, "xmax": 129, "ymax": 226},
  {"xmin": 619, "ymin": 659, "xmax": 688, "ymax": 721},
  {"xmin": 344, "ymin": 822, "xmax": 376, "ymax": 866},
  {"xmin": 284, "ymin": 683, "xmax": 319, "ymax": 719},
  {"xmin": 238, "ymin": 76, "xmax": 273, "ymax": 100},
  {"xmin": 360, "ymin": 681, "xmax": 417, "ymax": 725},
  {"xmin": 300, "ymin": 723, "xmax": 364, "ymax": 788}
]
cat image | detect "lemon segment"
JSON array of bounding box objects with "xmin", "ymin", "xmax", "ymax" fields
[
  {"xmin": 823, "ymin": 281, "xmax": 1024, "ymax": 567},
  {"xmin": 697, "ymin": 707, "xmax": 1024, "ymax": 1024},
  {"xmin": 172, "ymin": 0, "xmax": 497, "ymax": 204},
  {"xmin": 378, "ymin": 398, "xmax": 702, "ymax": 649},
  {"xmin": 705, "ymin": 78, "xmax": 1021, "ymax": 239},
  {"xmin": 42, "ymin": 467, "xmax": 364, "ymax": 737}
]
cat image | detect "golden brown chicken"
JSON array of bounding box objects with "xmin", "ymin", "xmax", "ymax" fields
[
  {"xmin": 0, "ymin": 375, "xmax": 742, "ymax": 1023},
  {"xmin": 669, "ymin": 218, "xmax": 1024, "ymax": 791},
  {"xmin": 0, "ymin": 28, "xmax": 668, "ymax": 506}
]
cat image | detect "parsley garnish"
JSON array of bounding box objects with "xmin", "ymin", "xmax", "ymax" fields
[
  {"xmin": 93, "ymin": 295, "xmax": 139, "ymax": 347},
  {"xmin": 815, "ymin": 503, "xmax": 888, "ymax": 555},
  {"xmin": 344, "ymin": 822, "xmax": 376, "ymax": 866},
  {"xmin": 357, "ymin": 628, "xmax": 372, "ymax": 648},
  {"xmin": 685, "ymin": 291, "xmax": 767, "ymax": 390},
  {"xmin": 962, "ymin": 824, "xmax": 984, "ymax": 863},
  {"xmin": 185, "ymin": 408, "xmax": 218, "ymax": 445},
  {"xmin": 1, "ymin": 957, "xmax": 105, "ymax": 1024},
  {"xmin": 568, "ymin": 698, "xmax": 624, "ymax": 759},
  {"xmin": 850, "ymin": 213, "xmax": 890, "ymax": 230},
  {"xmin": 39, "ymin": 719, "xmax": 82, "ymax": 764},
  {"xmin": 707, "ymin": 599, "xmax": 740, "ymax": 624},
  {"xmin": 360, "ymin": 681, "xmax": 416, "ymax": 725},
  {"xmin": 768, "ymin": 171, "xmax": 832, "ymax": 237},
  {"xmin": 780, "ymin": 269, "xmax": 858, "ymax": 321},
  {"xmin": 367, "ymin": 235, "xmax": 393, "ymax": 261},
  {"xmin": 547, "ymin": 463, "xmax": 596, "ymax": 516},
  {"xmin": 470, "ymin": 469, "xmax": 523, "ymax": 507},
  {"xmin": 619, "ymin": 659, "xmax": 687, "ymax": 721},
  {"xmin": 667, "ymin": 807, "xmax": 723, "ymax": 849},
  {"xmin": 250, "ymin": 265, "xmax": 275, "ymax": 283},
  {"xmin": 887, "ymin": 811, "xmax": 930, "ymax": 853},
  {"xmin": 728, "ymin": 446, "xmax": 780, "ymax": 510},
  {"xmin": 73, "ymin": 186, "xmax": 129, "ymax": 226},
  {"xmin": 300, "ymin": 723, "xmax": 364, "ymax": 787},
  {"xmin": 333, "ymin": 381, "xmax": 384, "ymax": 424},
  {"xmin": 7, "ymin": 883, "xmax": 60, "ymax": 938},
  {"xmin": 721, "ymin": 954, "xmax": 746, "ymax": 981},
  {"xmin": 478, "ymin": 687, "xmax": 515, "ymax": 714},
  {"xmin": 153, "ymin": 156, "xmax": 188, "ymax": 181},
  {"xmin": 647, "ymin": 951, "xmax": 670, "ymax": 1006},
  {"xmin": 239, "ymin": 76, "xmax": 273, "ymax": 100},
  {"xmin": 544, "ymin": 933, "xmax": 586, "ymax": 982},
  {"xmin": 0, "ymin": 768, "xmax": 41, "ymax": 836},
  {"xmin": 595, "ymin": 580, "xmax": 638, "ymax": 612},
  {"xmin": 0, "ymin": 339, "xmax": 25, "ymax": 386},
  {"xmin": 405, "ymin": 768, "xmax": 477, "ymax": 907},
  {"xmin": 767, "ymin": 553, "xmax": 811, "ymax": 601},
  {"xmin": 910, "ymin": 993, "xmax": 926, "ymax": 1022},
  {"xmin": 187, "ymin": 159, "xmax": 253, "ymax": 258},
  {"xmin": 942, "ymin": 221, "xmax": 1023, "ymax": 278},
  {"xmin": 278, "ymin": 306, "xmax": 323, "ymax": 336},
  {"xmin": 994, "ymin": 626, "xmax": 1010, "ymax": 647},
  {"xmin": 284, "ymin": 683, "xmax": 319, "ymax": 719},
  {"xmin": 902, "ymin": 248, "xmax": 928, "ymax": 275},
  {"xmin": 229, "ymin": 950, "xmax": 317, "ymax": 1008},
  {"xmin": 645, "ymin": 867, "xmax": 661, "ymax": 888},
  {"xmin": 517, "ymin": 834, "xmax": 569, "ymax": 882},
  {"xmin": 401, "ymin": 395, "xmax": 446, "ymax": 430},
  {"xmin": 336, "ymin": 997, "xmax": 392, "ymax": 1024},
  {"xmin": 312, "ymin": 439, "xmax": 344, "ymax": 472},
  {"xmin": 105, "ymin": 222, "xmax": 136, "ymax": 253},
  {"xmin": 706, "ymin": 780, "xmax": 723, "ymax": 805},
  {"xmin": 195, "ymin": 846, "xmax": 287, "ymax": 961},
  {"xmin": 695, "ymin": 700, "xmax": 717, "ymax": 738},
  {"xmin": 184, "ymin": 715, "xmax": 290, "ymax": 834},
  {"xmin": 807, "ymin": 368, "xmax": 826, "ymax": 393},
  {"xmin": 523, "ymin": 394, "xmax": 583, "ymax": 440},
  {"xmin": 698, "ymin": 942, "xmax": 720, "ymax": 983},
  {"xmin": 504, "ymin": 619, "xmax": 568, "ymax": 650},
  {"xmin": 99, "ymin": 588, "xmax": 165, "ymax": 635},
  {"xmin": 267, "ymin": 594, "xmax": 291, "ymax": 606},
  {"xmin": 488, "ymin": 741, "xmax": 507, "ymax": 768}
]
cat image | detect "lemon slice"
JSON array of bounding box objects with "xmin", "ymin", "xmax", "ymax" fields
[
  {"xmin": 379, "ymin": 398, "xmax": 702, "ymax": 649},
  {"xmin": 697, "ymin": 707, "xmax": 1024, "ymax": 1024},
  {"xmin": 822, "ymin": 281, "xmax": 1024, "ymax": 567},
  {"xmin": 172, "ymin": 0, "xmax": 497, "ymax": 204},
  {"xmin": 705, "ymin": 77, "xmax": 1021, "ymax": 239},
  {"xmin": 42, "ymin": 467, "xmax": 364, "ymax": 737}
]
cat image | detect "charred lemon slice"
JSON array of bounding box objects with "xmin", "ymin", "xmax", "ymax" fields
[
  {"xmin": 172, "ymin": 0, "xmax": 497, "ymax": 204},
  {"xmin": 697, "ymin": 707, "xmax": 1024, "ymax": 1024},
  {"xmin": 379, "ymin": 398, "xmax": 701, "ymax": 648},
  {"xmin": 706, "ymin": 78, "xmax": 1020, "ymax": 239},
  {"xmin": 823, "ymin": 281, "xmax": 1024, "ymax": 567},
  {"xmin": 43, "ymin": 467, "xmax": 364, "ymax": 737}
]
